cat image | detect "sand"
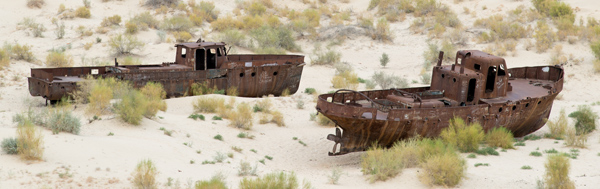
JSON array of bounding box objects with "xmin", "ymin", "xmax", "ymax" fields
[{"xmin": 1, "ymin": 0, "xmax": 600, "ymax": 188}]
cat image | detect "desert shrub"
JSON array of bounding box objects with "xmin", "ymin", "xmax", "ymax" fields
[
  {"xmin": 564, "ymin": 127, "xmax": 587, "ymax": 148},
  {"xmin": 27, "ymin": 0, "xmax": 45, "ymax": 8},
  {"xmin": 145, "ymin": 0, "xmax": 178, "ymax": 7},
  {"xmin": 129, "ymin": 12, "xmax": 160, "ymax": 30},
  {"xmin": 546, "ymin": 109, "xmax": 568, "ymax": 139},
  {"xmin": 230, "ymin": 102, "xmax": 253, "ymax": 130},
  {"xmin": 16, "ymin": 119, "xmax": 44, "ymax": 160},
  {"xmin": 1, "ymin": 137, "xmax": 18, "ymax": 154},
  {"xmin": 0, "ymin": 48, "xmax": 9, "ymax": 70},
  {"xmin": 420, "ymin": 150, "xmax": 466, "ymax": 187},
  {"xmin": 190, "ymin": 82, "xmax": 221, "ymax": 95},
  {"xmin": 361, "ymin": 144, "xmax": 403, "ymax": 183},
  {"xmin": 195, "ymin": 173, "xmax": 227, "ymax": 189},
  {"xmin": 474, "ymin": 15, "xmax": 528, "ymax": 42},
  {"xmin": 390, "ymin": 138, "xmax": 421, "ymax": 168},
  {"xmin": 249, "ymin": 26, "xmax": 300, "ymax": 54},
  {"xmin": 162, "ymin": 16, "xmax": 193, "ymax": 33},
  {"xmin": 193, "ymin": 96, "xmax": 225, "ymax": 113},
  {"xmin": 534, "ymin": 20, "xmax": 557, "ymax": 53},
  {"xmin": 132, "ymin": 159, "xmax": 158, "ymax": 189},
  {"xmin": 304, "ymin": 88, "xmax": 316, "ymax": 94},
  {"xmin": 311, "ymin": 44, "xmax": 341, "ymax": 66},
  {"xmin": 485, "ymin": 127, "xmax": 514, "ymax": 149},
  {"xmin": 239, "ymin": 172, "xmax": 299, "ymax": 189},
  {"xmin": 316, "ymin": 113, "xmax": 334, "ymax": 126},
  {"xmin": 568, "ymin": 105, "xmax": 598, "ymax": 135},
  {"xmin": 18, "ymin": 18, "xmax": 46, "ymax": 38},
  {"xmin": 238, "ymin": 161, "xmax": 258, "ymax": 176},
  {"xmin": 253, "ymin": 98, "xmax": 272, "ymax": 113},
  {"xmin": 591, "ymin": 40, "xmax": 600, "ymax": 61},
  {"xmin": 371, "ymin": 18, "xmax": 393, "ymax": 42},
  {"xmin": 86, "ymin": 77, "xmax": 122, "ymax": 115},
  {"xmin": 11, "ymin": 43, "xmax": 36, "ymax": 62},
  {"xmin": 120, "ymin": 56, "xmax": 141, "ymax": 65},
  {"xmin": 543, "ymin": 154, "xmax": 575, "ymax": 189},
  {"xmin": 380, "ymin": 53, "xmax": 389, "ymax": 67},
  {"xmin": 114, "ymin": 89, "xmax": 148, "ymax": 125},
  {"xmin": 331, "ymin": 70, "xmax": 359, "ymax": 90},
  {"xmin": 219, "ymin": 29, "xmax": 247, "ymax": 47},
  {"xmin": 108, "ymin": 34, "xmax": 145, "ymax": 55},
  {"xmin": 101, "ymin": 15, "xmax": 122, "ymax": 27},
  {"xmin": 75, "ymin": 6, "xmax": 91, "ymax": 18},
  {"xmin": 270, "ymin": 110, "xmax": 285, "ymax": 127},
  {"xmin": 45, "ymin": 108, "xmax": 81, "ymax": 134},
  {"xmin": 190, "ymin": 1, "xmax": 219, "ymax": 22},
  {"xmin": 140, "ymin": 82, "xmax": 167, "ymax": 118},
  {"xmin": 211, "ymin": 15, "xmax": 244, "ymax": 31},
  {"xmin": 371, "ymin": 71, "xmax": 408, "ymax": 89},
  {"xmin": 45, "ymin": 51, "xmax": 73, "ymax": 67},
  {"xmin": 440, "ymin": 117, "xmax": 484, "ymax": 152},
  {"xmin": 174, "ymin": 31, "xmax": 192, "ymax": 42}
]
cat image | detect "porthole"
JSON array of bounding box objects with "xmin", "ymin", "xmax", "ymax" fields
[
  {"xmin": 499, "ymin": 107, "xmax": 503, "ymax": 112},
  {"xmin": 512, "ymin": 106, "xmax": 516, "ymax": 111},
  {"xmin": 453, "ymin": 78, "xmax": 456, "ymax": 83},
  {"xmin": 239, "ymin": 73, "xmax": 244, "ymax": 77},
  {"xmin": 441, "ymin": 74, "xmax": 445, "ymax": 78},
  {"xmin": 251, "ymin": 72, "xmax": 256, "ymax": 77},
  {"xmin": 273, "ymin": 71, "xmax": 278, "ymax": 76},
  {"xmin": 525, "ymin": 103, "xmax": 529, "ymax": 108},
  {"xmin": 538, "ymin": 101, "xmax": 541, "ymax": 104}
]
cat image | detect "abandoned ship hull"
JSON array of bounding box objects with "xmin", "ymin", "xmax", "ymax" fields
[
  {"xmin": 28, "ymin": 41, "xmax": 305, "ymax": 101},
  {"xmin": 317, "ymin": 63, "xmax": 563, "ymax": 155}
]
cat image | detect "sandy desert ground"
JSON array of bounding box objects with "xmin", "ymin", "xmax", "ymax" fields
[{"xmin": 1, "ymin": 0, "xmax": 600, "ymax": 188}]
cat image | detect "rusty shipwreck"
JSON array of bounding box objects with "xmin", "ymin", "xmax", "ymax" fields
[
  {"xmin": 317, "ymin": 50, "xmax": 564, "ymax": 155},
  {"xmin": 28, "ymin": 40, "xmax": 305, "ymax": 103}
]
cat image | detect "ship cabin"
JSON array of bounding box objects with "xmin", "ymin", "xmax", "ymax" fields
[
  {"xmin": 174, "ymin": 42, "xmax": 228, "ymax": 70},
  {"xmin": 387, "ymin": 50, "xmax": 511, "ymax": 109}
]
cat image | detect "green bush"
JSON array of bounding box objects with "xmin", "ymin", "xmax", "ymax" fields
[
  {"xmin": 485, "ymin": 127, "xmax": 514, "ymax": 149},
  {"xmin": 239, "ymin": 172, "xmax": 300, "ymax": 189},
  {"xmin": 132, "ymin": 159, "xmax": 158, "ymax": 189},
  {"xmin": 380, "ymin": 53, "xmax": 389, "ymax": 67},
  {"xmin": 162, "ymin": 16, "xmax": 193, "ymax": 33},
  {"xmin": 544, "ymin": 155, "xmax": 575, "ymax": 189},
  {"xmin": 440, "ymin": 117, "xmax": 484, "ymax": 152},
  {"xmin": 1, "ymin": 137, "xmax": 18, "ymax": 154},
  {"xmin": 361, "ymin": 144, "xmax": 403, "ymax": 183},
  {"xmin": 304, "ymin": 88, "xmax": 316, "ymax": 94},
  {"xmin": 249, "ymin": 26, "xmax": 300, "ymax": 54},
  {"xmin": 45, "ymin": 108, "xmax": 81, "ymax": 134},
  {"xmin": 114, "ymin": 90, "xmax": 148, "ymax": 125},
  {"xmin": 591, "ymin": 40, "xmax": 600, "ymax": 61},
  {"xmin": 108, "ymin": 34, "xmax": 145, "ymax": 55},
  {"xmin": 311, "ymin": 44, "xmax": 341, "ymax": 66},
  {"xmin": 129, "ymin": 12, "xmax": 160, "ymax": 30},
  {"xmin": 568, "ymin": 105, "xmax": 598, "ymax": 135},
  {"xmin": 534, "ymin": 20, "xmax": 557, "ymax": 53},
  {"xmin": 420, "ymin": 150, "xmax": 466, "ymax": 187},
  {"xmin": 17, "ymin": 119, "xmax": 44, "ymax": 160},
  {"xmin": 45, "ymin": 51, "xmax": 73, "ymax": 67},
  {"xmin": 564, "ymin": 127, "xmax": 587, "ymax": 148},
  {"xmin": 219, "ymin": 29, "xmax": 247, "ymax": 48}
]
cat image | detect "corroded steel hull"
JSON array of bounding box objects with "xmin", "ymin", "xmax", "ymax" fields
[{"xmin": 317, "ymin": 65, "xmax": 563, "ymax": 155}]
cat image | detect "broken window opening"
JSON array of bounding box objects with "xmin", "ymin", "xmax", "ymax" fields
[{"xmin": 486, "ymin": 66, "xmax": 497, "ymax": 93}]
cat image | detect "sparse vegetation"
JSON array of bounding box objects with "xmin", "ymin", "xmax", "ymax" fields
[
  {"xmin": 543, "ymin": 154, "xmax": 575, "ymax": 189},
  {"xmin": 485, "ymin": 127, "xmax": 514, "ymax": 149},
  {"xmin": 534, "ymin": 20, "xmax": 557, "ymax": 53},
  {"xmin": 238, "ymin": 161, "xmax": 257, "ymax": 176},
  {"xmin": 371, "ymin": 71, "xmax": 408, "ymax": 89},
  {"xmin": 193, "ymin": 96, "xmax": 225, "ymax": 113},
  {"xmin": 75, "ymin": 6, "xmax": 91, "ymax": 18},
  {"xmin": 140, "ymin": 82, "xmax": 167, "ymax": 118},
  {"xmin": 114, "ymin": 90, "xmax": 147, "ymax": 125},
  {"xmin": 101, "ymin": 15, "xmax": 122, "ymax": 27},
  {"xmin": 108, "ymin": 34, "xmax": 145, "ymax": 55},
  {"xmin": 0, "ymin": 48, "xmax": 9, "ymax": 70},
  {"xmin": 564, "ymin": 127, "xmax": 587, "ymax": 148},
  {"xmin": 568, "ymin": 105, "xmax": 597, "ymax": 135},
  {"xmin": 440, "ymin": 117, "xmax": 484, "ymax": 152},
  {"xmin": 311, "ymin": 45, "xmax": 341, "ymax": 66},
  {"xmin": 1, "ymin": 137, "xmax": 18, "ymax": 154},
  {"xmin": 145, "ymin": 0, "xmax": 179, "ymax": 8},
  {"xmin": 331, "ymin": 70, "xmax": 359, "ymax": 90},
  {"xmin": 195, "ymin": 173, "xmax": 227, "ymax": 189},
  {"xmin": 45, "ymin": 51, "xmax": 73, "ymax": 67},
  {"xmin": 10, "ymin": 43, "xmax": 36, "ymax": 62},
  {"xmin": 230, "ymin": 102, "xmax": 253, "ymax": 130},
  {"xmin": 132, "ymin": 159, "xmax": 158, "ymax": 189},
  {"xmin": 239, "ymin": 172, "xmax": 300, "ymax": 189},
  {"xmin": 316, "ymin": 113, "xmax": 334, "ymax": 126},
  {"xmin": 530, "ymin": 151, "xmax": 543, "ymax": 157},
  {"xmin": 16, "ymin": 119, "xmax": 44, "ymax": 160},
  {"xmin": 162, "ymin": 15, "xmax": 193, "ymax": 33},
  {"xmin": 27, "ymin": 0, "xmax": 45, "ymax": 8},
  {"xmin": 546, "ymin": 109, "xmax": 568, "ymax": 139},
  {"xmin": 380, "ymin": 53, "xmax": 389, "ymax": 67}
]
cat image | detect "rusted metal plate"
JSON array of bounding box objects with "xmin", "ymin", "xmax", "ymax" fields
[
  {"xmin": 28, "ymin": 41, "xmax": 305, "ymax": 101},
  {"xmin": 317, "ymin": 50, "xmax": 564, "ymax": 156}
]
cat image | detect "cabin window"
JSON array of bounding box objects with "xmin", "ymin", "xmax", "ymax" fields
[
  {"xmin": 474, "ymin": 64, "xmax": 481, "ymax": 70},
  {"xmin": 485, "ymin": 66, "xmax": 497, "ymax": 93},
  {"xmin": 498, "ymin": 64, "xmax": 506, "ymax": 76},
  {"xmin": 181, "ymin": 48, "xmax": 187, "ymax": 58},
  {"xmin": 467, "ymin": 78, "xmax": 476, "ymax": 102},
  {"xmin": 195, "ymin": 49, "xmax": 206, "ymax": 70},
  {"xmin": 206, "ymin": 48, "xmax": 217, "ymax": 69}
]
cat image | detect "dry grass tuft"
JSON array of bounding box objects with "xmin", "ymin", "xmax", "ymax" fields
[
  {"xmin": 75, "ymin": 6, "xmax": 91, "ymax": 18},
  {"xmin": 546, "ymin": 109, "xmax": 568, "ymax": 139},
  {"xmin": 485, "ymin": 127, "xmax": 514, "ymax": 149},
  {"xmin": 239, "ymin": 172, "xmax": 299, "ymax": 189},
  {"xmin": 543, "ymin": 154, "xmax": 575, "ymax": 189},
  {"xmin": 193, "ymin": 96, "xmax": 225, "ymax": 113},
  {"xmin": 564, "ymin": 127, "xmax": 587, "ymax": 148},
  {"xmin": 195, "ymin": 172, "xmax": 227, "ymax": 189},
  {"xmin": 27, "ymin": 0, "xmax": 45, "ymax": 8},
  {"xmin": 45, "ymin": 51, "xmax": 73, "ymax": 67},
  {"xmin": 140, "ymin": 82, "xmax": 167, "ymax": 118},
  {"xmin": 270, "ymin": 110, "xmax": 285, "ymax": 127},
  {"xmin": 114, "ymin": 89, "xmax": 148, "ymax": 125},
  {"xmin": 230, "ymin": 102, "xmax": 253, "ymax": 130},
  {"xmin": 331, "ymin": 70, "xmax": 359, "ymax": 90},
  {"xmin": 108, "ymin": 34, "xmax": 145, "ymax": 55},
  {"xmin": 16, "ymin": 119, "xmax": 44, "ymax": 161},
  {"xmin": 440, "ymin": 117, "xmax": 484, "ymax": 153},
  {"xmin": 132, "ymin": 159, "xmax": 158, "ymax": 189},
  {"xmin": 316, "ymin": 113, "xmax": 334, "ymax": 126},
  {"xmin": 361, "ymin": 144, "xmax": 403, "ymax": 183},
  {"xmin": 419, "ymin": 150, "xmax": 465, "ymax": 187}
]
